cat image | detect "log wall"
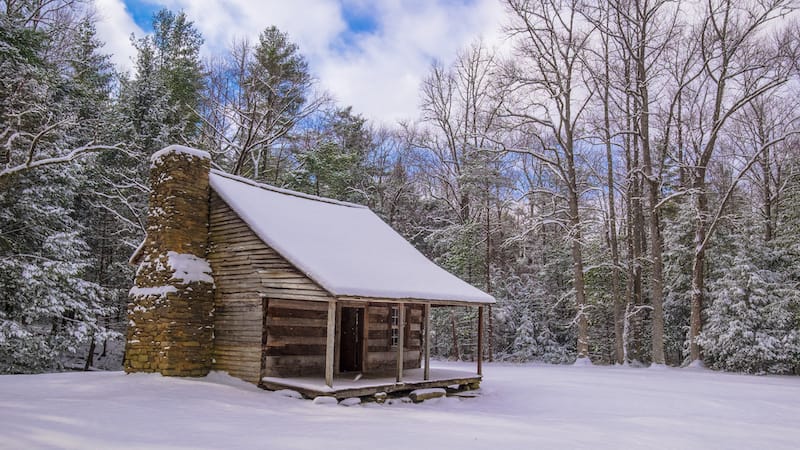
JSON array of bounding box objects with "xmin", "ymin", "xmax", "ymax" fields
[
  {"xmin": 208, "ymin": 192, "xmax": 333, "ymax": 382},
  {"xmin": 264, "ymin": 299, "xmax": 328, "ymax": 377},
  {"xmin": 366, "ymin": 303, "xmax": 423, "ymax": 373},
  {"xmin": 208, "ymin": 192, "xmax": 263, "ymax": 383}
]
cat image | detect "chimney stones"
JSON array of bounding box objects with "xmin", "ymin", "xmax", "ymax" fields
[{"xmin": 124, "ymin": 146, "xmax": 215, "ymax": 377}]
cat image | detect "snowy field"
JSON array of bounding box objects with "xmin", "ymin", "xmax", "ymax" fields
[{"xmin": 2, "ymin": 362, "xmax": 799, "ymax": 450}]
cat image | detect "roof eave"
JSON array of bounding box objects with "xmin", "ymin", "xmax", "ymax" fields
[{"xmin": 336, "ymin": 295, "xmax": 495, "ymax": 307}]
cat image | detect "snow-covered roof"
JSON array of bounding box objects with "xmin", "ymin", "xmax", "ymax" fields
[{"xmin": 209, "ymin": 170, "xmax": 495, "ymax": 305}]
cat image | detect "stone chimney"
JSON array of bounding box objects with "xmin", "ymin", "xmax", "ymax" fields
[{"xmin": 124, "ymin": 145, "xmax": 215, "ymax": 376}]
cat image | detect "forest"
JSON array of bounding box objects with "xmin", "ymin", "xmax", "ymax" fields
[{"xmin": 1, "ymin": 0, "xmax": 799, "ymax": 376}]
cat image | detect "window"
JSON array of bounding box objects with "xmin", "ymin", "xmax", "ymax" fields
[{"xmin": 390, "ymin": 306, "xmax": 399, "ymax": 347}]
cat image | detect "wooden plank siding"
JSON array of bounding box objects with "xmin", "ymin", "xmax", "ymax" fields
[
  {"xmin": 208, "ymin": 191, "xmax": 424, "ymax": 384},
  {"xmin": 266, "ymin": 299, "xmax": 329, "ymax": 378},
  {"xmin": 208, "ymin": 192, "xmax": 334, "ymax": 382},
  {"xmin": 208, "ymin": 192, "xmax": 267, "ymax": 383}
]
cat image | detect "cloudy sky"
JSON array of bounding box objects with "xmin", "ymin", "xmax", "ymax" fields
[{"xmin": 93, "ymin": 0, "xmax": 508, "ymax": 125}]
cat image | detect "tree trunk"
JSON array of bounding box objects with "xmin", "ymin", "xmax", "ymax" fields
[
  {"xmin": 84, "ymin": 333, "xmax": 96, "ymax": 371},
  {"xmin": 761, "ymin": 135, "xmax": 773, "ymax": 242},
  {"xmin": 636, "ymin": 28, "xmax": 666, "ymax": 365},
  {"xmin": 568, "ymin": 171, "xmax": 589, "ymax": 359},
  {"xmin": 647, "ymin": 192, "xmax": 666, "ymax": 365},
  {"xmin": 450, "ymin": 310, "xmax": 461, "ymax": 360},
  {"xmin": 623, "ymin": 51, "xmax": 636, "ymax": 365},
  {"xmin": 689, "ymin": 172, "xmax": 708, "ymax": 362},
  {"xmin": 601, "ymin": 22, "xmax": 624, "ymax": 364},
  {"xmin": 488, "ymin": 305, "xmax": 494, "ymax": 362},
  {"xmin": 484, "ymin": 201, "xmax": 493, "ymax": 361},
  {"xmin": 629, "ymin": 98, "xmax": 645, "ymax": 363},
  {"xmin": 608, "ymin": 189, "xmax": 624, "ymax": 364}
]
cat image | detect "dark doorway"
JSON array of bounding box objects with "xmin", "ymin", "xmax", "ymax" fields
[{"xmin": 340, "ymin": 307, "xmax": 363, "ymax": 372}]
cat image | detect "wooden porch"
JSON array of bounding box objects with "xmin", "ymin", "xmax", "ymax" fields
[
  {"xmin": 258, "ymin": 300, "xmax": 488, "ymax": 399},
  {"xmin": 261, "ymin": 366, "xmax": 481, "ymax": 400}
]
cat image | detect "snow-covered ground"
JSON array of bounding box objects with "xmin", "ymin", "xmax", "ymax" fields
[{"xmin": 2, "ymin": 361, "xmax": 798, "ymax": 449}]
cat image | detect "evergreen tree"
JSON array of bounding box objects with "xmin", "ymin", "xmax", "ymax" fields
[
  {"xmin": 121, "ymin": 9, "xmax": 204, "ymax": 153},
  {"xmin": 662, "ymin": 199, "xmax": 696, "ymax": 365},
  {"xmin": 698, "ymin": 228, "xmax": 800, "ymax": 374},
  {"xmin": 493, "ymin": 271, "xmax": 573, "ymax": 363},
  {"xmin": 0, "ymin": 3, "xmax": 117, "ymax": 372},
  {"xmin": 0, "ymin": 165, "xmax": 112, "ymax": 373},
  {"xmin": 287, "ymin": 107, "xmax": 374, "ymax": 203},
  {"xmin": 199, "ymin": 25, "xmax": 324, "ymax": 180}
]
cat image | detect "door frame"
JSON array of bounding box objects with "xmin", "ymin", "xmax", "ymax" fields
[{"xmin": 336, "ymin": 304, "xmax": 366, "ymax": 373}]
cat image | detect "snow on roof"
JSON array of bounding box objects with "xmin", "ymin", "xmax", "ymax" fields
[
  {"xmin": 151, "ymin": 145, "xmax": 210, "ymax": 166},
  {"xmin": 209, "ymin": 170, "xmax": 495, "ymax": 304}
]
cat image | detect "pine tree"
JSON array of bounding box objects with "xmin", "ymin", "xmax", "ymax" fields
[
  {"xmin": 0, "ymin": 2, "xmax": 118, "ymax": 372},
  {"xmin": 0, "ymin": 165, "xmax": 112, "ymax": 373},
  {"xmin": 698, "ymin": 229, "xmax": 800, "ymax": 374},
  {"xmin": 121, "ymin": 8, "xmax": 204, "ymax": 154},
  {"xmin": 70, "ymin": 18, "xmax": 129, "ymax": 369},
  {"xmin": 662, "ymin": 198, "xmax": 696, "ymax": 365},
  {"xmin": 493, "ymin": 271, "xmax": 573, "ymax": 363},
  {"xmin": 200, "ymin": 25, "xmax": 325, "ymax": 180},
  {"xmin": 287, "ymin": 107, "xmax": 374, "ymax": 202}
]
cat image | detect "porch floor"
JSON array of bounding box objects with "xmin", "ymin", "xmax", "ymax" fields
[{"xmin": 261, "ymin": 367, "xmax": 481, "ymax": 399}]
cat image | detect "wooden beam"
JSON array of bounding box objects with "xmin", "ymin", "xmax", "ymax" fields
[
  {"xmin": 337, "ymin": 295, "xmax": 494, "ymax": 308},
  {"xmin": 396, "ymin": 302, "xmax": 405, "ymax": 382},
  {"xmin": 258, "ymin": 298, "xmax": 270, "ymax": 384},
  {"xmin": 334, "ymin": 302, "xmax": 342, "ymax": 374},
  {"xmin": 325, "ymin": 299, "xmax": 336, "ymax": 388},
  {"xmin": 362, "ymin": 305, "xmax": 369, "ymax": 373},
  {"xmin": 424, "ymin": 303, "xmax": 431, "ymax": 381},
  {"xmin": 477, "ymin": 306, "xmax": 484, "ymax": 376}
]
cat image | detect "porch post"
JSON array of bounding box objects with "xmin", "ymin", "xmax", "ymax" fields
[
  {"xmin": 424, "ymin": 303, "xmax": 431, "ymax": 381},
  {"xmin": 477, "ymin": 305, "xmax": 484, "ymax": 376},
  {"xmin": 396, "ymin": 302, "xmax": 405, "ymax": 382},
  {"xmin": 325, "ymin": 299, "xmax": 337, "ymax": 388}
]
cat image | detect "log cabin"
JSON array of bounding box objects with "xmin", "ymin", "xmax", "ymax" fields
[{"xmin": 125, "ymin": 145, "xmax": 495, "ymax": 399}]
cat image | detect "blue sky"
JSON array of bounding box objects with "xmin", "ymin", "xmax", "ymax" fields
[
  {"xmin": 122, "ymin": 0, "xmax": 159, "ymax": 31},
  {"xmin": 339, "ymin": 3, "xmax": 381, "ymax": 35},
  {"xmin": 95, "ymin": 0, "xmax": 506, "ymax": 124},
  {"xmin": 123, "ymin": 0, "xmax": 381, "ymax": 34}
]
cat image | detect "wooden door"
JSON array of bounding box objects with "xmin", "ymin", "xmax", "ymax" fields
[{"xmin": 339, "ymin": 307, "xmax": 363, "ymax": 372}]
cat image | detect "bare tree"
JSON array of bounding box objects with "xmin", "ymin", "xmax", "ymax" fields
[
  {"xmin": 681, "ymin": 0, "xmax": 797, "ymax": 362},
  {"xmin": 412, "ymin": 41, "xmax": 507, "ymax": 228},
  {"xmin": 603, "ymin": 0, "xmax": 691, "ymax": 365},
  {"xmin": 504, "ymin": 0, "xmax": 596, "ymax": 360},
  {"xmin": 581, "ymin": 1, "xmax": 625, "ymax": 363},
  {"xmin": 733, "ymin": 95, "xmax": 800, "ymax": 243}
]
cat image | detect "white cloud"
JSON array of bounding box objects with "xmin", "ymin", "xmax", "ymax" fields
[
  {"xmin": 315, "ymin": 0, "xmax": 508, "ymax": 124},
  {"xmin": 92, "ymin": 0, "xmax": 507, "ymax": 125},
  {"xmin": 157, "ymin": 0, "xmax": 347, "ymax": 58},
  {"xmin": 93, "ymin": 0, "xmax": 145, "ymax": 72}
]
